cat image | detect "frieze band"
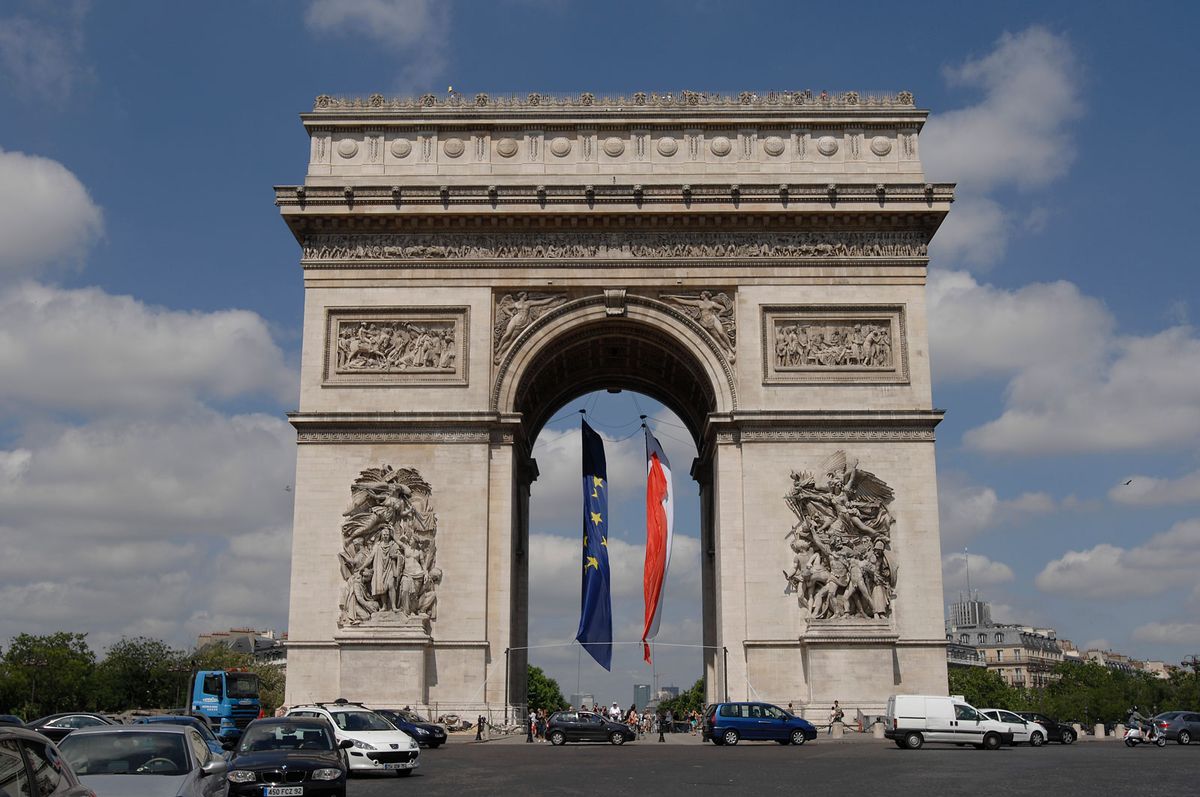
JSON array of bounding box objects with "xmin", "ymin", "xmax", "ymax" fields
[
  {"xmin": 301, "ymin": 231, "xmax": 929, "ymax": 262},
  {"xmin": 324, "ymin": 307, "xmax": 469, "ymax": 386}
]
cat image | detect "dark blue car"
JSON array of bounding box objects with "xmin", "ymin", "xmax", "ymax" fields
[
  {"xmin": 704, "ymin": 702, "xmax": 818, "ymax": 746},
  {"xmin": 374, "ymin": 708, "xmax": 448, "ymax": 748}
]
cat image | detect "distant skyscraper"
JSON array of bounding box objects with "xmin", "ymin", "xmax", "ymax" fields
[
  {"xmin": 659, "ymin": 685, "xmax": 680, "ymax": 700},
  {"xmin": 634, "ymin": 684, "xmax": 651, "ymax": 707},
  {"xmin": 949, "ymin": 592, "xmax": 992, "ymax": 627},
  {"xmin": 569, "ymin": 693, "xmax": 595, "ymax": 709}
]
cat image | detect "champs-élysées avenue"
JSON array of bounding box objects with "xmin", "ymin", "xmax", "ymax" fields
[{"xmin": 0, "ymin": 1, "xmax": 1197, "ymax": 794}]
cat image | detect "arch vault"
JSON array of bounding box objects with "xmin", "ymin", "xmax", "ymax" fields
[{"xmin": 279, "ymin": 90, "xmax": 954, "ymax": 718}]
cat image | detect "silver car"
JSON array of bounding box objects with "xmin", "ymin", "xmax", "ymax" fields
[{"xmin": 58, "ymin": 724, "xmax": 228, "ymax": 797}]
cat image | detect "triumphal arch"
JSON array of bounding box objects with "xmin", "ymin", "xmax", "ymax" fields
[{"xmin": 278, "ymin": 90, "xmax": 953, "ymax": 717}]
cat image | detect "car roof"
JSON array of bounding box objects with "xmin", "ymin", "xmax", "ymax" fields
[
  {"xmin": 249, "ymin": 718, "xmax": 331, "ymax": 728},
  {"xmin": 135, "ymin": 715, "xmax": 201, "ymax": 723},
  {"xmin": 65, "ymin": 724, "xmax": 193, "ymax": 736},
  {"xmin": 0, "ymin": 726, "xmax": 64, "ymax": 745}
]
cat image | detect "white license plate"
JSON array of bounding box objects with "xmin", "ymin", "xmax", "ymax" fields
[
  {"xmin": 264, "ymin": 788, "xmax": 303, "ymax": 796},
  {"xmin": 383, "ymin": 762, "xmax": 413, "ymax": 769}
]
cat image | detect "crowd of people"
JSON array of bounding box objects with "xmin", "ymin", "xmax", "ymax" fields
[{"xmin": 527, "ymin": 702, "xmax": 706, "ymax": 741}]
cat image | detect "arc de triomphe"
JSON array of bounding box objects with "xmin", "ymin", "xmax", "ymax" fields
[{"xmin": 278, "ymin": 90, "xmax": 953, "ymax": 717}]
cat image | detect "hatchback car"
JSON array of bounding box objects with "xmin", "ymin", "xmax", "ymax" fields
[
  {"xmin": 57, "ymin": 724, "xmax": 228, "ymax": 797},
  {"xmin": 545, "ymin": 711, "xmax": 637, "ymax": 745},
  {"xmin": 703, "ymin": 702, "xmax": 818, "ymax": 746},
  {"xmin": 285, "ymin": 703, "xmax": 419, "ymax": 776},
  {"xmin": 1014, "ymin": 712, "xmax": 1077, "ymax": 744},
  {"xmin": 373, "ymin": 708, "xmax": 447, "ymax": 748},
  {"xmin": 0, "ymin": 725, "xmax": 94, "ymax": 796},
  {"xmin": 979, "ymin": 709, "xmax": 1047, "ymax": 746},
  {"xmin": 226, "ymin": 718, "xmax": 352, "ymax": 797},
  {"xmin": 1153, "ymin": 711, "xmax": 1200, "ymax": 745},
  {"xmin": 26, "ymin": 714, "xmax": 116, "ymax": 743}
]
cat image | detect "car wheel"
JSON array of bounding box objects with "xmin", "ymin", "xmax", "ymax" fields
[
  {"xmin": 903, "ymin": 731, "xmax": 923, "ymax": 750},
  {"xmin": 427, "ymin": 741, "xmax": 441, "ymax": 748},
  {"xmin": 549, "ymin": 730, "xmax": 566, "ymax": 746},
  {"xmin": 1178, "ymin": 730, "xmax": 1191, "ymax": 745},
  {"xmin": 1125, "ymin": 738, "xmax": 1135, "ymax": 747},
  {"xmin": 1155, "ymin": 736, "xmax": 1166, "ymax": 748},
  {"xmin": 982, "ymin": 733, "xmax": 1001, "ymax": 751},
  {"xmin": 610, "ymin": 731, "xmax": 626, "ymax": 746},
  {"xmin": 722, "ymin": 729, "xmax": 739, "ymax": 746},
  {"xmin": 1060, "ymin": 730, "xmax": 1075, "ymax": 745},
  {"xmin": 1030, "ymin": 731, "xmax": 1044, "ymax": 747},
  {"xmin": 791, "ymin": 729, "xmax": 807, "ymax": 746}
]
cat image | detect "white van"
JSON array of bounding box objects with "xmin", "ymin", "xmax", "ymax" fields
[{"xmin": 883, "ymin": 694, "xmax": 1014, "ymax": 750}]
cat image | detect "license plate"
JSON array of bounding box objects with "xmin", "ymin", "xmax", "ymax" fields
[
  {"xmin": 263, "ymin": 788, "xmax": 303, "ymax": 796},
  {"xmin": 383, "ymin": 762, "xmax": 413, "ymax": 769}
]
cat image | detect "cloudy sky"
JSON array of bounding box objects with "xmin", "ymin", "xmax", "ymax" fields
[{"xmin": 2, "ymin": 0, "xmax": 1198, "ymax": 704}]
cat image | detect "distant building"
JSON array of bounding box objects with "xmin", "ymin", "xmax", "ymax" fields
[
  {"xmin": 945, "ymin": 595, "xmax": 1061, "ymax": 688},
  {"xmin": 658, "ymin": 685, "xmax": 680, "ymax": 701},
  {"xmin": 569, "ymin": 693, "xmax": 595, "ymax": 710},
  {"xmin": 196, "ymin": 627, "xmax": 287, "ymax": 669},
  {"xmin": 634, "ymin": 684, "xmax": 651, "ymax": 708}
]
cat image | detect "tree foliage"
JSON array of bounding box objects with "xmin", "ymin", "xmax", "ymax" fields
[
  {"xmin": 526, "ymin": 665, "xmax": 567, "ymax": 713},
  {"xmin": 2, "ymin": 633, "xmax": 96, "ymax": 719},
  {"xmin": 948, "ymin": 666, "xmax": 1016, "ymax": 709},
  {"xmin": 658, "ymin": 678, "xmax": 705, "ymax": 716}
]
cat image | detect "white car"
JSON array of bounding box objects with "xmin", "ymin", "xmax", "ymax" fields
[
  {"xmin": 285, "ymin": 702, "xmax": 419, "ymax": 775},
  {"xmin": 979, "ymin": 708, "xmax": 1048, "ymax": 746}
]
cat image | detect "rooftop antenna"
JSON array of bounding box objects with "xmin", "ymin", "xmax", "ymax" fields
[{"xmin": 964, "ymin": 547, "xmax": 971, "ymax": 598}]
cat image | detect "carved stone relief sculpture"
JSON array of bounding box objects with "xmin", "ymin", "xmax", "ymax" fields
[
  {"xmin": 783, "ymin": 451, "xmax": 898, "ymax": 621},
  {"xmin": 337, "ymin": 466, "xmax": 441, "ymax": 630},
  {"xmin": 662, "ymin": 291, "xmax": 737, "ymax": 362},
  {"xmin": 324, "ymin": 308, "xmax": 468, "ymax": 386},
  {"xmin": 761, "ymin": 305, "xmax": 907, "ymax": 384},
  {"xmin": 774, "ymin": 320, "xmax": 892, "ymax": 369},
  {"xmin": 493, "ymin": 291, "xmax": 567, "ymax": 363}
]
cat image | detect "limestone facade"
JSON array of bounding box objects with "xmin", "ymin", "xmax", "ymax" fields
[{"xmin": 279, "ymin": 90, "xmax": 952, "ymax": 718}]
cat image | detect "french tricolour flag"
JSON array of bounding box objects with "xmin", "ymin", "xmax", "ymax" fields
[{"xmin": 641, "ymin": 427, "xmax": 674, "ymax": 663}]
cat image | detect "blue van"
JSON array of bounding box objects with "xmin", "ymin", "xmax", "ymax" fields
[{"xmin": 703, "ymin": 702, "xmax": 818, "ymax": 746}]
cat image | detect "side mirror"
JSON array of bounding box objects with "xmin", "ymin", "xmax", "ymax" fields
[
  {"xmin": 339, "ymin": 739, "xmax": 355, "ymax": 749},
  {"xmin": 200, "ymin": 759, "xmax": 227, "ymax": 777}
]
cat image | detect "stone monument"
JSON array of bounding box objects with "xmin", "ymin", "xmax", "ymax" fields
[{"xmin": 279, "ymin": 90, "xmax": 953, "ymax": 718}]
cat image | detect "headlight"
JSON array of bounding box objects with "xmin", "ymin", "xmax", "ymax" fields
[
  {"xmin": 352, "ymin": 739, "xmax": 376, "ymax": 750},
  {"xmin": 408, "ymin": 740, "xmax": 418, "ymax": 750},
  {"xmin": 414, "ymin": 728, "xmax": 429, "ymax": 736},
  {"xmin": 311, "ymin": 768, "xmax": 342, "ymax": 781},
  {"xmin": 226, "ymin": 770, "xmax": 256, "ymax": 784}
]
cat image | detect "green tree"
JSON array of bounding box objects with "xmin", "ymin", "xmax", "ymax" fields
[
  {"xmin": 92, "ymin": 637, "xmax": 185, "ymax": 712},
  {"xmin": 658, "ymin": 678, "xmax": 705, "ymax": 717},
  {"xmin": 2, "ymin": 633, "xmax": 96, "ymax": 718},
  {"xmin": 526, "ymin": 665, "xmax": 567, "ymax": 713},
  {"xmin": 948, "ymin": 666, "xmax": 1016, "ymax": 709}
]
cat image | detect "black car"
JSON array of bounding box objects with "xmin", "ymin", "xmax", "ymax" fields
[
  {"xmin": 374, "ymin": 708, "xmax": 448, "ymax": 748},
  {"xmin": 1015, "ymin": 712, "xmax": 1076, "ymax": 744},
  {"xmin": 25, "ymin": 712, "xmax": 116, "ymax": 742},
  {"xmin": 226, "ymin": 718, "xmax": 353, "ymax": 797},
  {"xmin": 0, "ymin": 725, "xmax": 94, "ymax": 796},
  {"xmin": 546, "ymin": 711, "xmax": 637, "ymax": 746}
]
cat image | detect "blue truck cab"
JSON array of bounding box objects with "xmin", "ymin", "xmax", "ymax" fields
[{"xmin": 189, "ymin": 669, "xmax": 260, "ymax": 742}]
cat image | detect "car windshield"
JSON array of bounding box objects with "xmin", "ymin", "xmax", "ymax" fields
[
  {"xmin": 226, "ymin": 674, "xmax": 258, "ymax": 699},
  {"xmin": 330, "ymin": 711, "xmax": 394, "ymax": 732},
  {"xmin": 239, "ymin": 724, "xmax": 334, "ymax": 753},
  {"xmin": 59, "ymin": 732, "xmax": 190, "ymax": 776},
  {"xmin": 400, "ymin": 712, "xmax": 427, "ymax": 723}
]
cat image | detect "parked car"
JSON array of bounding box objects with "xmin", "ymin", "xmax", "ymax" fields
[
  {"xmin": 285, "ymin": 702, "xmax": 419, "ymax": 776},
  {"xmin": 702, "ymin": 702, "xmax": 818, "ymax": 746},
  {"xmin": 1015, "ymin": 712, "xmax": 1077, "ymax": 744},
  {"xmin": 372, "ymin": 708, "xmax": 447, "ymax": 748},
  {"xmin": 1153, "ymin": 711, "xmax": 1200, "ymax": 745},
  {"xmin": 0, "ymin": 715, "xmax": 24, "ymax": 727},
  {"xmin": 0, "ymin": 724, "xmax": 94, "ymax": 796},
  {"xmin": 545, "ymin": 711, "xmax": 638, "ymax": 745},
  {"xmin": 133, "ymin": 715, "xmax": 229, "ymax": 759},
  {"xmin": 57, "ymin": 724, "xmax": 228, "ymax": 797},
  {"xmin": 226, "ymin": 717, "xmax": 352, "ymax": 797},
  {"xmin": 979, "ymin": 708, "xmax": 1047, "ymax": 746},
  {"xmin": 884, "ymin": 694, "xmax": 1012, "ymax": 750},
  {"xmin": 26, "ymin": 714, "xmax": 117, "ymax": 743}
]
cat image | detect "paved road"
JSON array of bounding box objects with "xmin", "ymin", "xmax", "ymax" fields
[{"xmin": 348, "ymin": 735, "xmax": 1198, "ymax": 796}]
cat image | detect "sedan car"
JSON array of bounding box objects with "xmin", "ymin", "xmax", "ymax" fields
[
  {"xmin": 546, "ymin": 711, "xmax": 637, "ymax": 746},
  {"xmin": 1015, "ymin": 712, "xmax": 1077, "ymax": 744},
  {"xmin": 58, "ymin": 724, "xmax": 228, "ymax": 797},
  {"xmin": 373, "ymin": 708, "xmax": 447, "ymax": 748},
  {"xmin": 26, "ymin": 714, "xmax": 116, "ymax": 743},
  {"xmin": 1153, "ymin": 711, "xmax": 1200, "ymax": 745},
  {"xmin": 0, "ymin": 725, "xmax": 94, "ymax": 796},
  {"xmin": 979, "ymin": 708, "xmax": 1047, "ymax": 746},
  {"xmin": 703, "ymin": 702, "xmax": 818, "ymax": 746},
  {"xmin": 226, "ymin": 718, "xmax": 352, "ymax": 797},
  {"xmin": 133, "ymin": 716, "xmax": 228, "ymax": 759}
]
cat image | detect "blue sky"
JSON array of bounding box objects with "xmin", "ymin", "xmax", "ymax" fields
[{"xmin": 1, "ymin": 0, "xmax": 1199, "ymax": 705}]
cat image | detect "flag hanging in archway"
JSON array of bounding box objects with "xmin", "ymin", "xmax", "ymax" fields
[
  {"xmin": 641, "ymin": 427, "xmax": 674, "ymax": 663},
  {"xmin": 576, "ymin": 419, "xmax": 612, "ymax": 670}
]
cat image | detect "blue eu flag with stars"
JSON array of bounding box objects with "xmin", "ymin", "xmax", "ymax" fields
[{"xmin": 576, "ymin": 419, "xmax": 613, "ymax": 670}]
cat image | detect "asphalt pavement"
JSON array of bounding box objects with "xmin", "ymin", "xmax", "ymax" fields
[{"xmin": 348, "ymin": 733, "xmax": 1198, "ymax": 796}]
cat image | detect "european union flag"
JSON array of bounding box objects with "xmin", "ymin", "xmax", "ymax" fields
[{"xmin": 576, "ymin": 419, "xmax": 613, "ymax": 670}]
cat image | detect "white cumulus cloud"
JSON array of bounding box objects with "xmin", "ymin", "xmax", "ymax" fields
[
  {"xmin": 1035, "ymin": 519, "xmax": 1200, "ymax": 599},
  {"xmin": 1110, "ymin": 469, "xmax": 1200, "ymax": 506},
  {"xmin": 942, "ymin": 551, "xmax": 1014, "ymax": 590},
  {"xmin": 1132, "ymin": 622, "xmax": 1200, "ymax": 646}
]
